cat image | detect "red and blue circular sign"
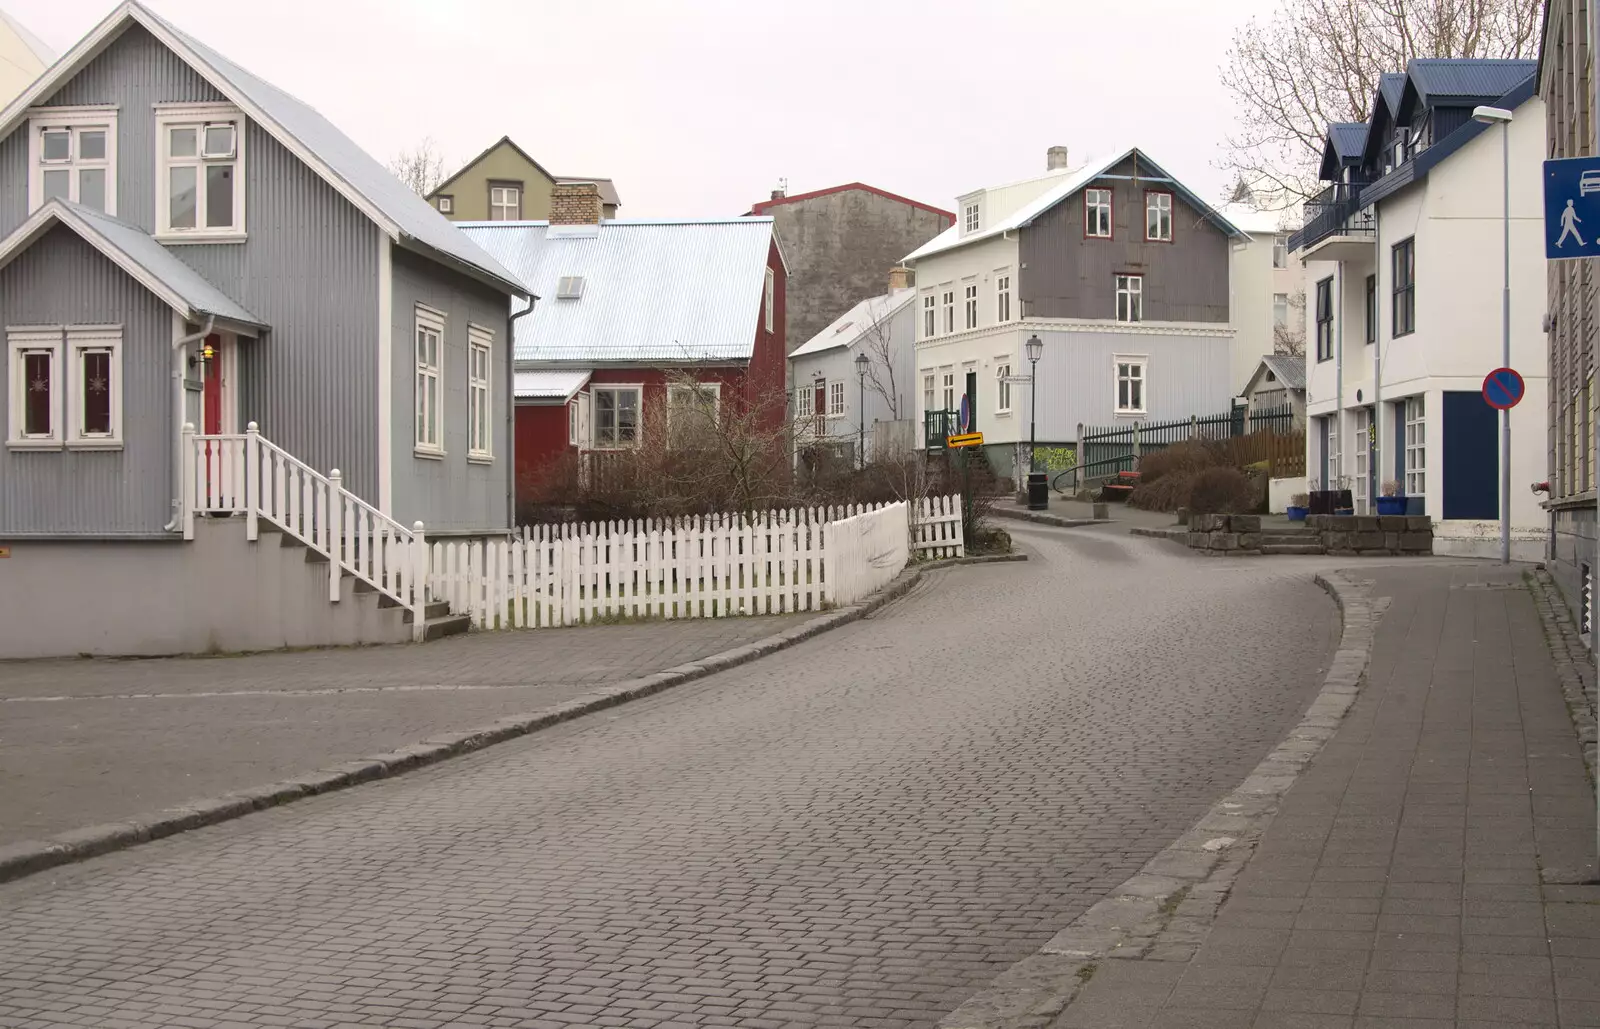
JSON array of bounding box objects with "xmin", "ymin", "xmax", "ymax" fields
[
  {"xmin": 1482, "ymin": 367, "xmax": 1525, "ymax": 410},
  {"xmin": 958, "ymin": 393, "xmax": 972, "ymax": 433}
]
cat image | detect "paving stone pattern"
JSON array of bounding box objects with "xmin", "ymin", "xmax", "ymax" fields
[
  {"xmin": 1052, "ymin": 564, "xmax": 1600, "ymax": 1029},
  {"xmin": 0, "ymin": 525, "xmax": 1339, "ymax": 1028},
  {"xmin": 0, "ymin": 617, "xmax": 812, "ymax": 845}
]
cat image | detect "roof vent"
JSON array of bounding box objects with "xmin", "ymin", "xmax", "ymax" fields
[{"xmin": 556, "ymin": 276, "xmax": 586, "ymax": 299}]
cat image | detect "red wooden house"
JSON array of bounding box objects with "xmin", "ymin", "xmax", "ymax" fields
[{"xmin": 460, "ymin": 184, "xmax": 787, "ymax": 497}]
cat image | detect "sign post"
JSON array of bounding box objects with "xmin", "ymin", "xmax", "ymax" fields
[{"xmin": 1482, "ymin": 368, "xmax": 1525, "ymax": 566}]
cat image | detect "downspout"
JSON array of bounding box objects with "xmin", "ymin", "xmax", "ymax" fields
[
  {"xmin": 164, "ymin": 314, "xmax": 214, "ymax": 532},
  {"xmin": 1372, "ymin": 206, "xmax": 1381, "ymax": 504},
  {"xmin": 1336, "ymin": 264, "xmax": 1344, "ymax": 495},
  {"xmin": 506, "ymin": 298, "xmax": 536, "ymax": 529}
]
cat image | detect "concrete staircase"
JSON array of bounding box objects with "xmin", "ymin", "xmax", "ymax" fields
[{"xmin": 1259, "ymin": 523, "xmax": 1325, "ymax": 556}]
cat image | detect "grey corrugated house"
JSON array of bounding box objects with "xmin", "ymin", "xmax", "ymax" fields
[{"xmin": 0, "ymin": 1, "xmax": 530, "ymax": 657}]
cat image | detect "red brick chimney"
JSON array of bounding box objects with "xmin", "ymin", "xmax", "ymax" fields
[
  {"xmin": 551, "ymin": 182, "xmax": 603, "ymax": 225},
  {"xmin": 887, "ymin": 266, "xmax": 913, "ymax": 290}
]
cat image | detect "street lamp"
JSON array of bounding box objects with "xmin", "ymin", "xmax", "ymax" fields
[
  {"xmin": 1473, "ymin": 104, "xmax": 1513, "ymax": 564},
  {"xmin": 854, "ymin": 351, "xmax": 869, "ymax": 471},
  {"xmin": 1025, "ymin": 334, "xmax": 1045, "ymax": 509}
]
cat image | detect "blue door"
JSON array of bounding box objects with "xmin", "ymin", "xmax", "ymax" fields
[{"xmin": 1442, "ymin": 391, "xmax": 1498, "ymax": 520}]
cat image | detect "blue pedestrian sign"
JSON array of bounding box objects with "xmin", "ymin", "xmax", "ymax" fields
[
  {"xmin": 1544, "ymin": 157, "xmax": 1600, "ymax": 260},
  {"xmin": 1482, "ymin": 367, "xmax": 1525, "ymax": 410}
]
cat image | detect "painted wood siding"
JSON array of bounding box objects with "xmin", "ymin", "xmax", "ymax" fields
[
  {"xmin": 1018, "ymin": 157, "xmax": 1230, "ymax": 323},
  {"xmin": 391, "ymin": 247, "xmax": 512, "ymax": 532},
  {"xmin": 0, "ymin": 226, "xmax": 174, "ymax": 534}
]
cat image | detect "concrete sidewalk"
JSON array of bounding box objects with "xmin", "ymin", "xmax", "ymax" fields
[{"xmin": 1046, "ymin": 563, "xmax": 1600, "ymax": 1029}]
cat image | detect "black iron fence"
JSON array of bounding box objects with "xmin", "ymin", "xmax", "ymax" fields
[{"xmin": 1056, "ymin": 404, "xmax": 1301, "ymax": 491}]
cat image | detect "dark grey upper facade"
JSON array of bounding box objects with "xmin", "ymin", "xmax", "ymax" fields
[{"xmin": 0, "ymin": 3, "xmax": 527, "ymax": 536}]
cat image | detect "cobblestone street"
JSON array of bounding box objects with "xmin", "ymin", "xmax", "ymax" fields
[{"xmin": 0, "ymin": 525, "xmax": 1342, "ymax": 1028}]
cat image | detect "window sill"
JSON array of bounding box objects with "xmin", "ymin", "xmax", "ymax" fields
[
  {"xmin": 467, "ymin": 453, "xmax": 494, "ymax": 465},
  {"xmin": 67, "ymin": 439, "xmax": 124, "ymax": 451},
  {"xmin": 1114, "ymin": 410, "xmax": 1147, "ymax": 418},
  {"xmin": 6, "ymin": 438, "xmax": 63, "ymax": 451},
  {"xmin": 156, "ymin": 232, "xmax": 247, "ymax": 246},
  {"xmin": 413, "ymin": 446, "xmax": 445, "ymax": 461},
  {"xmin": 994, "ymin": 410, "xmax": 1013, "ymax": 417}
]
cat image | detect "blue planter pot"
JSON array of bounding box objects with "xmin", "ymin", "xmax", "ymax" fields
[
  {"xmin": 1375, "ymin": 495, "xmax": 1407, "ymax": 516},
  {"xmin": 1286, "ymin": 506, "xmax": 1308, "ymax": 522}
]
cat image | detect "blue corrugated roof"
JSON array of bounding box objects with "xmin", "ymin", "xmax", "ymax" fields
[
  {"xmin": 1378, "ymin": 73, "xmax": 1407, "ymax": 115},
  {"xmin": 1407, "ymin": 58, "xmax": 1539, "ymax": 102},
  {"xmin": 1328, "ymin": 123, "xmax": 1369, "ymax": 160}
]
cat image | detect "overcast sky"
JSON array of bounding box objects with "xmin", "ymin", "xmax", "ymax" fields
[{"xmin": 15, "ymin": 0, "xmax": 1283, "ymax": 217}]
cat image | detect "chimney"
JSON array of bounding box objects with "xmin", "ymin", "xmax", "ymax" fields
[
  {"xmin": 770, "ymin": 186, "xmax": 786, "ymax": 201},
  {"xmin": 1047, "ymin": 145, "xmax": 1070, "ymax": 171},
  {"xmin": 887, "ymin": 266, "xmax": 913, "ymax": 291},
  {"xmin": 550, "ymin": 181, "xmax": 603, "ymax": 225}
]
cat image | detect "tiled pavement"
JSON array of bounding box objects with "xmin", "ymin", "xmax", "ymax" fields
[
  {"xmin": 0, "ymin": 525, "xmax": 1341, "ymax": 1028},
  {"xmin": 1053, "ymin": 563, "xmax": 1600, "ymax": 1029},
  {"xmin": 0, "ymin": 616, "xmax": 811, "ymax": 844}
]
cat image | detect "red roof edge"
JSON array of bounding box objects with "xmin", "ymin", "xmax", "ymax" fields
[{"xmin": 747, "ymin": 182, "xmax": 955, "ymax": 222}]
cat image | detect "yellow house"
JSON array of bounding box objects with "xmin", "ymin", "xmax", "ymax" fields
[
  {"xmin": 0, "ymin": 7, "xmax": 54, "ymax": 109},
  {"xmin": 427, "ymin": 136, "xmax": 620, "ymax": 221}
]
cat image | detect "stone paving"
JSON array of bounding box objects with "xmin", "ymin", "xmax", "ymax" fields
[
  {"xmin": 0, "ymin": 616, "xmax": 811, "ymax": 845},
  {"xmin": 0, "ymin": 524, "xmax": 1340, "ymax": 1028},
  {"xmin": 1049, "ymin": 563, "xmax": 1600, "ymax": 1029}
]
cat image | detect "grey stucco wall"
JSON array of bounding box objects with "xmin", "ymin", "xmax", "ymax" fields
[
  {"xmin": 765, "ymin": 190, "xmax": 951, "ymax": 359},
  {"xmin": 0, "ymin": 226, "xmax": 175, "ymax": 535},
  {"xmin": 1019, "ymin": 156, "xmax": 1231, "ymax": 323},
  {"xmin": 391, "ymin": 247, "xmax": 513, "ymax": 533}
]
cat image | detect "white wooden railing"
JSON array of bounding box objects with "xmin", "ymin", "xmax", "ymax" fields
[{"xmin": 182, "ymin": 422, "xmax": 429, "ymax": 640}]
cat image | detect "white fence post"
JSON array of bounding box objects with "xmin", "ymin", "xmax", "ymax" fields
[
  {"xmin": 327, "ymin": 469, "xmax": 343, "ymax": 602},
  {"xmin": 412, "ymin": 521, "xmax": 427, "ymax": 641},
  {"xmin": 245, "ymin": 422, "xmax": 260, "ymax": 541},
  {"xmin": 181, "ymin": 421, "xmax": 196, "ymax": 540}
]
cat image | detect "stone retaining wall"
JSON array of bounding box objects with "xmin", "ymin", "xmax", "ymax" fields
[{"xmin": 1186, "ymin": 514, "xmax": 1433, "ymax": 557}]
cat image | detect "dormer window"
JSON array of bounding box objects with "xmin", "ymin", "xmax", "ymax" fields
[
  {"xmin": 28, "ymin": 107, "xmax": 117, "ymax": 215},
  {"xmin": 963, "ymin": 201, "xmax": 980, "ymax": 234},
  {"xmin": 156, "ymin": 104, "xmax": 246, "ymax": 240}
]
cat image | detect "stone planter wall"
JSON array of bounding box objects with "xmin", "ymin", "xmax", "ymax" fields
[
  {"xmin": 1184, "ymin": 514, "xmax": 1434, "ymax": 557},
  {"xmin": 1187, "ymin": 514, "xmax": 1267, "ymax": 555}
]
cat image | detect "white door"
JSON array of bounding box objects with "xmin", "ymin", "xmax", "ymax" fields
[{"xmin": 1353, "ymin": 408, "xmax": 1371, "ymax": 513}]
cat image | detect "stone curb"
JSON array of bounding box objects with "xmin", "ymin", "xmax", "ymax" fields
[
  {"xmin": 937, "ymin": 570, "xmax": 1378, "ymax": 1029},
  {"xmin": 1528, "ymin": 569, "xmax": 1598, "ymax": 786},
  {"xmin": 0, "ymin": 552, "xmax": 1028, "ymax": 886},
  {"xmin": 1128, "ymin": 526, "xmax": 1188, "ymax": 542},
  {"xmin": 989, "ymin": 507, "xmax": 1106, "ymax": 530}
]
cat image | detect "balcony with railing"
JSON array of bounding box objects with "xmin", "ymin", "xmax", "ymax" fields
[{"xmin": 1287, "ymin": 180, "xmax": 1376, "ymax": 258}]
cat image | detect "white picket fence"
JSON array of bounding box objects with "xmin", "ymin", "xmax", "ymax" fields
[{"xmin": 430, "ymin": 496, "xmax": 963, "ymax": 630}]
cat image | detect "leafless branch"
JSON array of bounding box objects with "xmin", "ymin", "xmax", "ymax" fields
[{"xmin": 389, "ymin": 137, "xmax": 449, "ymax": 196}]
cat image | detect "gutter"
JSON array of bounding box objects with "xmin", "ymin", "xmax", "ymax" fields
[{"xmin": 164, "ymin": 315, "xmax": 214, "ymax": 533}]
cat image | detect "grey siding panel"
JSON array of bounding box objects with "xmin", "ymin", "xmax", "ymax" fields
[
  {"xmin": 391, "ymin": 247, "xmax": 512, "ymax": 532},
  {"xmin": 180, "ymin": 121, "xmax": 382, "ymax": 502},
  {"xmin": 0, "ymin": 130, "xmax": 25, "ymax": 236},
  {"xmin": 0, "ymin": 226, "xmax": 174, "ymax": 534},
  {"xmin": 1028, "ymin": 328, "xmax": 1235, "ymax": 440},
  {"xmin": 1018, "ymin": 156, "xmax": 1231, "ymax": 323}
]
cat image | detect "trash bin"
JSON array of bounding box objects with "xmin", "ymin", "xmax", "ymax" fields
[{"xmin": 1027, "ymin": 471, "xmax": 1049, "ymax": 510}]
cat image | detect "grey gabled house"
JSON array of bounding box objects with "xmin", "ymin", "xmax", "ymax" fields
[{"xmin": 0, "ymin": 1, "xmax": 530, "ymax": 658}]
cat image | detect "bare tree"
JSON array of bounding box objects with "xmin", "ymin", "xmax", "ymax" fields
[
  {"xmin": 1275, "ymin": 290, "xmax": 1308, "ymax": 356},
  {"xmin": 856, "ymin": 305, "xmax": 903, "ymax": 421},
  {"xmin": 1220, "ymin": 0, "xmax": 1541, "ymax": 207},
  {"xmin": 389, "ymin": 137, "xmax": 449, "ymax": 196}
]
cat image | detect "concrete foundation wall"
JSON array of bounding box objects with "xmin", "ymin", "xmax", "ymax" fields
[
  {"xmin": 0, "ymin": 519, "xmax": 411, "ymax": 659},
  {"xmin": 1269, "ymin": 476, "xmax": 1310, "ymax": 513},
  {"xmin": 1550, "ymin": 505, "xmax": 1596, "ymax": 632}
]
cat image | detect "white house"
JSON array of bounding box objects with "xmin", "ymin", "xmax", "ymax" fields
[
  {"xmin": 1292, "ymin": 59, "xmax": 1545, "ymax": 559},
  {"xmin": 1219, "ymin": 199, "xmax": 1305, "ymax": 389}
]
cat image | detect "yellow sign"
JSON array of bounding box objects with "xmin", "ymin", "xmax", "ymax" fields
[
  {"xmin": 0, "ymin": 545, "xmax": 10, "ymax": 558},
  {"xmin": 946, "ymin": 432, "xmax": 984, "ymax": 449}
]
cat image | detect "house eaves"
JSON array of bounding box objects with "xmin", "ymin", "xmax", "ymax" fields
[
  {"xmin": 790, "ymin": 288, "xmax": 915, "ymax": 358},
  {"xmin": 430, "ymin": 135, "xmax": 560, "ymax": 200}
]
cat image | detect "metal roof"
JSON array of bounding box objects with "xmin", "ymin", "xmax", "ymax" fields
[
  {"xmin": 0, "ymin": 7, "xmax": 54, "ymax": 65},
  {"xmin": 1406, "ymin": 58, "xmax": 1539, "ymax": 102},
  {"xmin": 0, "ymin": 3, "xmax": 529, "ymax": 299},
  {"xmin": 514, "ymin": 368, "xmax": 592, "ymax": 403},
  {"xmin": 1259, "ymin": 354, "xmax": 1306, "ymax": 391},
  {"xmin": 1377, "ymin": 73, "xmax": 1407, "ymax": 116},
  {"xmin": 459, "ymin": 218, "xmax": 777, "ymax": 364},
  {"xmin": 790, "ymin": 288, "xmax": 915, "ymax": 358},
  {"xmin": 1319, "ymin": 122, "xmax": 1371, "ymax": 179},
  {"xmin": 902, "ymin": 148, "xmax": 1244, "ymax": 264},
  {"xmin": 0, "ymin": 200, "xmax": 264, "ymax": 328}
]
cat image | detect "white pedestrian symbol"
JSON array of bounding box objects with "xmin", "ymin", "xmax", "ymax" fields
[{"xmin": 1558, "ymin": 199, "xmax": 1586, "ymax": 248}]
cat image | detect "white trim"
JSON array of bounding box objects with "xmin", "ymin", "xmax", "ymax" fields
[
  {"xmin": 467, "ymin": 322, "xmax": 494, "ymax": 461},
  {"xmin": 994, "ymin": 361, "xmax": 1013, "ymax": 413},
  {"xmin": 413, "ymin": 304, "xmax": 444, "ymax": 456},
  {"xmin": 64, "ymin": 325, "xmax": 125, "ymax": 448},
  {"xmin": 27, "ymin": 105, "xmax": 118, "ymax": 216},
  {"xmin": 667, "ymin": 380, "xmax": 721, "ymax": 440},
  {"xmin": 1114, "ymin": 354, "xmax": 1148, "ymax": 415},
  {"xmin": 591, "ymin": 383, "xmax": 644, "ymax": 449},
  {"xmin": 7, "ymin": 326, "xmax": 63, "ymax": 449},
  {"xmin": 154, "ymin": 102, "xmax": 246, "ymax": 241},
  {"xmin": 377, "ymin": 235, "xmax": 392, "ymax": 511},
  {"xmin": 1115, "ymin": 274, "xmax": 1144, "ymax": 323},
  {"xmin": 764, "ymin": 267, "xmax": 776, "ymax": 334}
]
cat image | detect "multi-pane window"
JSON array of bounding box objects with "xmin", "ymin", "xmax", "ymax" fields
[
  {"xmin": 964, "ymin": 283, "xmax": 978, "ymax": 329},
  {"xmin": 922, "ymin": 373, "xmax": 935, "ymax": 416},
  {"xmin": 996, "ymin": 274, "xmax": 1012, "ymax": 322},
  {"xmin": 1115, "ymin": 274, "xmax": 1142, "ymax": 322},
  {"xmin": 1404, "ymin": 394, "xmax": 1426, "ymax": 496},
  {"xmin": 489, "ymin": 184, "xmax": 521, "ymax": 221},
  {"xmin": 1325, "ymin": 415, "xmax": 1340, "ymax": 485},
  {"xmin": 1272, "ymin": 235, "xmax": 1289, "ymax": 268},
  {"xmin": 8, "ymin": 326, "xmax": 123, "ymax": 449},
  {"xmin": 32, "ymin": 112, "xmax": 115, "ymax": 214},
  {"xmin": 157, "ymin": 107, "xmax": 243, "ymax": 237},
  {"xmin": 942, "ymin": 289, "xmax": 955, "ymax": 334},
  {"xmin": 1273, "ymin": 293, "xmax": 1289, "ymax": 328},
  {"xmin": 1354, "ymin": 407, "xmax": 1372, "ymax": 513},
  {"xmin": 996, "ymin": 364, "xmax": 1012, "ymax": 412},
  {"xmin": 9, "ymin": 330, "xmax": 59, "ymax": 447},
  {"xmin": 569, "ymin": 397, "xmax": 580, "ymax": 444},
  {"xmin": 1145, "ymin": 191, "xmax": 1173, "ymax": 241},
  {"xmin": 764, "ymin": 268, "xmax": 776, "ymax": 333},
  {"xmin": 414, "ymin": 307, "xmax": 443, "ymax": 453},
  {"xmin": 797, "ymin": 385, "xmax": 815, "ymax": 419},
  {"xmin": 942, "ymin": 370, "xmax": 955, "ymax": 412},
  {"xmin": 923, "ymin": 294, "xmax": 936, "ymax": 337},
  {"xmin": 829, "ymin": 380, "xmax": 845, "ymax": 416},
  {"xmin": 963, "ymin": 202, "xmax": 980, "ymax": 233},
  {"xmin": 467, "ymin": 326, "xmax": 492, "ymax": 459},
  {"xmin": 594, "ymin": 386, "xmax": 641, "ymax": 447},
  {"xmin": 1115, "ymin": 357, "xmax": 1146, "ymax": 414},
  {"xmin": 1315, "ymin": 276, "xmax": 1334, "ymax": 362},
  {"xmin": 1364, "ymin": 274, "xmax": 1377, "ymax": 345},
  {"xmin": 1085, "ymin": 188, "xmax": 1112, "ymax": 237},
  {"xmin": 668, "ymin": 382, "xmax": 720, "ymax": 442},
  {"xmin": 71, "ymin": 329, "xmax": 120, "ymax": 446},
  {"xmin": 1392, "ymin": 237, "xmax": 1415, "ymax": 336}
]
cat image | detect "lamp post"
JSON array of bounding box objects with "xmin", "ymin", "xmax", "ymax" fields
[
  {"xmin": 1025, "ymin": 334, "xmax": 1045, "ymax": 509},
  {"xmin": 1473, "ymin": 105, "xmax": 1513, "ymax": 565},
  {"xmin": 854, "ymin": 351, "xmax": 869, "ymax": 471}
]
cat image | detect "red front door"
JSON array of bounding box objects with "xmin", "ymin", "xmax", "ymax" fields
[
  {"xmin": 813, "ymin": 380, "xmax": 826, "ymax": 433},
  {"xmin": 202, "ymin": 333, "xmax": 224, "ymax": 435}
]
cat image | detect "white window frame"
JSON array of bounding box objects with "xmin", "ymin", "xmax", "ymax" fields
[
  {"xmin": 489, "ymin": 184, "xmax": 521, "ymax": 221},
  {"xmin": 1354, "ymin": 407, "xmax": 1371, "ymax": 513},
  {"xmin": 922, "ymin": 372, "xmax": 935, "ymax": 417},
  {"xmin": 797, "ymin": 384, "xmax": 815, "ymax": 420},
  {"xmin": 7, "ymin": 327, "xmax": 63, "ymax": 449},
  {"xmin": 67, "ymin": 326, "xmax": 123, "ymax": 449},
  {"xmin": 828, "ymin": 380, "xmax": 845, "ymax": 417},
  {"xmin": 569, "ymin": 396, "xmax": 581, "ymax": 444},
  {"xmin": 764, "ymin": 268, "xmax": 776, "ymax": 333},
  {"xmin": 437, "ymin": 195, "xmax": 454, "ymax": 214},
  {"xmin": 995, "ymin": 362, "xmax": 1012, "ymax": 414},
  {"xmin": 155, "ymin": 103, "xmax": 246, "ymax": 241},
  {"xmin": 996, "ymin": 272, "xmax": 1012, "ymax": 322},
  {"xmin": 964, "ymin": 282, "xmax": 978, "ymax": 329},
  {"xmin": 963, "ymin": 201, "xmax": 980, "ymax": 233},
  {"xmin": 592, "ymin": 385, "xmax": 643, "ymax": 449},
  {"xmin": 922, "ymin": 293, "xmax": 937, "ymax": 338},
  {"xmin": 668, "ymin": 381, "xmax": 721, "ymax": 439},
  {"xmin": 1145, "ymin": 191, "xmax": 1173, "ymax": 242},
  {"xmin": 942, "ymin": 288, "xmax": 955, "ymax": 334},
  {"xmin": 28, "ymin": 107, "xmax": 118, "ymax": 215},
  {"xmin": 1114, "ymin": 355, "xmax": 1147, "ymax": 415},
  {"xmin": 1085, "ymin": 188, "xmax": 1112, "ymax": 238},
  {"xmin": 941, "ymin": 369, "xmax": 955, "ymax": 412},
  {"xmin": 414, "ymin": 306, "xmax": 444, "ymax": 456},
  {"xmin": 1115, "ymin": 274, "xmax": 1143, "ymax": 323},
  {"xmin": 1272, "ymin": 235, "xmax": 1289, "ymax": 268},
  {"xmin": 467, "ymin": 324, "xmax": 493, "ymax": 462},
  {"xmin": 1273, "ymin": 292, "xmax": 1289, "ymax": 328},
  {"xmin": 1404, "ymin": 395, "xmax": 1426, "ymax": 496}
]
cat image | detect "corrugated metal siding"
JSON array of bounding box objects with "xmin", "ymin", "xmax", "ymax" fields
[
  {"xmin": 1430, "ymin": 106, "xmax": 1471, "ymax": 145},
  {"xmin": 0, "ymin": 226, "xmax": 174, "ymax": 535},
  {"xmin": 1027, "ymin": 328, "xmax": 1235, "ymax": 440},
  {"xmin": 1018, "ymin": 156, "xmax": 1231, "ymax": 323},
  {"xmin": 0, "ymin": 128, "xmax": 26, "ymax": 235},
  {"xmin": 390, "ymin": 247, "xmax": 512, "ymax": 532},
  {"xmin": 182, "ymin": 121, "xmax": 382, "ymax": 501},
  {"xmin": 1410, "ymin": 59, "xmax": 1537, "ymax": 101}
]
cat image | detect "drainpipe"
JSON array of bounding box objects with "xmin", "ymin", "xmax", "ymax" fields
[
  {"xmin": 164, "ymin": 314, "xmax": 215, "ymax": 532},
  {"xmin": 506, "ymin": 298, "xmax": 537, "ymax": 529},
  {"xmin": 1372, "ymin": 206, "xmax": 1381, "ymax": 505},
  {"xmin": 1335, "ymin": 265, "xmax": 1344, "ymax": 495}
]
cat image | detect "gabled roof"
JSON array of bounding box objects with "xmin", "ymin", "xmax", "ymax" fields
[
  {"xmin": 514, "ymin": 368, "xmax": 592, "ymax": 404},
  {"xmin": 1377, "ymin": 73, "xmax": 1408, "ymax": 117},
  {"xmin": 431, "ymin": 135, "xmax": 558, "ymax": 197},
  {"xmin": 747, "ymin": 182, "xmax": 954, "ymax": 221},
  {"xmin": 1319, "ymin": 122, "xmax": 1370, "ymax": 179},
  {"xmin": 459, "ymin": 218, "xmax": 778, "ymax": 365},
  {"xmin": 0, "ymin": 200, "xmax": 264, "ymax": 330},
  {"xmin": 903, "ymin": 148, "xmax": 1245, "ymax": 264},
  {"xmin": 1258, "ymin": 354, "xmax": 1306, "ymax": 391},
  {"xmin": 790, "ymin": 288, "xmax": 915, "ymax": 359},
  {"xmin": 0, "ymin": 2, "xmax": 528, "ymax": 299},
  {"xmin": 0, "ymin": 7, "xmax": 54, "ymax": 66},
  {"xmin": 1405, "ymin": 58, "xmax": 1540, "ymax": 105}
]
